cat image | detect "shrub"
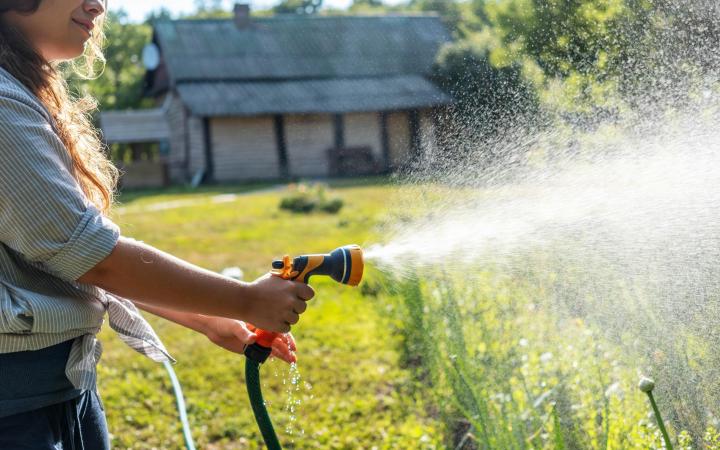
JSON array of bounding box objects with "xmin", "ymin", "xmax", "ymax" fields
[{"xmin": 279, "ymin": 183, "xmax": 344, "ymax": 214}]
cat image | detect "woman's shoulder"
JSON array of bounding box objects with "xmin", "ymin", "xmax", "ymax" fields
[{"xmin": 0, "ymin": 66, "xmax": 50, "ymax": 121}]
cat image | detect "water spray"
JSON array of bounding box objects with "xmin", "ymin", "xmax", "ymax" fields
[{"xmin": 243, "ymin": 245, "xmax": 364, "ymax": 449}]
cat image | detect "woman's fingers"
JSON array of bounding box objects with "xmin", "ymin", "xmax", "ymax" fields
[
  {"xmin": 295, "ymin": 283, "xmax": 315, "ymax": 301},
  {"xmin": 271, "ymin": 334, "xmax": 296, "ymax": 363},
  {"xmin": 245, "ymin": 275, "xmax": 317, "ymax": 332},
  {"xmin": 232, "ymin": 321, "xmax": 257, "ymax": 344},
  {"xmin": 283, "ymin": 332, "xmax": 297, "ymax": 352},
  {"xmin": 271, "ymin": 346, "xmax": 296, "ymax": 364},
  {"xmin": 292, "ymin": 299, "xmax": 307, "ymax": 314},
  {"xmin": 285, "ymin": 311, "xmax": 300, "ymax": 325}
]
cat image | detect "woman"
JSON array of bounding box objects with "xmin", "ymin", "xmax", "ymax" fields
[{"xmin": 0, "ymin": 1, "xmax": 314, "ymax": 448}]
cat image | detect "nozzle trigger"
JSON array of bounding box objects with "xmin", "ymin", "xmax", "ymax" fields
[{"xmin": 270, "ymin": 255, "xmax": 294, "ymax": 280}]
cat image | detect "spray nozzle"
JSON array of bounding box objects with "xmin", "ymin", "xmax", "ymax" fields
[
  {"xmin": 245, "ymin": 245, "xmax": 364, "ymax": 363},
  {"xmin": 271, "ymin": 244, "xmax": 364, "ymax": 286}
]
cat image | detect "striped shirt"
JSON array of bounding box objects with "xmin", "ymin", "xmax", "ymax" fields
[{"xmin": 0, "ymin": 66, "xmax": 172, "ymax": 391}]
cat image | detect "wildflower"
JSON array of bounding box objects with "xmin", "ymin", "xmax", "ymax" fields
[{"xmin": 638, "ymin": 377, "xmax": 655, "ymax": 393}]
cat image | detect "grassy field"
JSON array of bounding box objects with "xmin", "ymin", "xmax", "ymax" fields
[
  {"xmin": 97, "ymin": 180, "xmax": 717, "ymax": 450},
  {"xmin": 99, "ymin": 181, "xmax": 440, "ymax": 449}
]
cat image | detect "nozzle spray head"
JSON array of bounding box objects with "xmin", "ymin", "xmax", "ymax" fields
[
  {"xmin": 271, "ymin": 244, "xmax": 364, "ymax": 285},
  {"xmin": 246, "ymin": 245, "xmax": 364, "ymax": 363}
]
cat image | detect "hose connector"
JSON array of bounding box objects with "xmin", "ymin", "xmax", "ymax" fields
[
  {"xmin": 244, "ymin": 328, "xmax": 277, "ymax": 363},
  {"xmin": 244, "ymin": 343, "xmax": 272, "ymax": 363}
]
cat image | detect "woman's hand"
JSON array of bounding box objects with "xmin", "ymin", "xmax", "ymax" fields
[
  {"xmin": 203, "ymin": 316, "xmax": 298, "ymax": 363},
  {"xmin": 80, "ymin": 238, "xmax": 315, "ymax": 328},
  {"xmin": 241, "ymin": 273, "xmax": 314, "ymax": 333}
]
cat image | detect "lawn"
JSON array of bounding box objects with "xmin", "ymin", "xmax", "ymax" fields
[
  {"xmin": 98, "ymin": 181, "xmax": 441, "ymax": 449},
  {"xmin": 97, "ymin": 180, "xmax": 714, "ymax": 450}
]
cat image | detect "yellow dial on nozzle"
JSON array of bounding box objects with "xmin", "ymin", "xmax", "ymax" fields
[{"xmin": 344, "ymin": 244, "xmax": 364, "ymax": 286}]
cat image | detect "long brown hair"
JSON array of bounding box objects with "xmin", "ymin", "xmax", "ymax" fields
[{"xmin": 0, "ymin": 0, "xmax": 117, "ymax": 213}]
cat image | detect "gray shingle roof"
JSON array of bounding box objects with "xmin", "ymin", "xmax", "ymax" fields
[
  {"xmin": 99, "ymin": 108, "xmax": 170, "ymax": 143},
  {"xmin": 153, "ymin": 14, "xmax": 452, "ymax": 115},
  {"xmin": 177, "ymin": 75, "xmax": 451, "ymax": 116},
  {"xmin": 155, "ymin": 15, "xmax": 451, "ymax": 82}
]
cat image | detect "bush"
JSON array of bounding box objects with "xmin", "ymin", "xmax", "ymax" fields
[
  {"xmin": 279, "ymin": 183, "xmax": 344, "ymax": 214},
  {"xmin": 318, "ymin": 197, "xmax": 343, "ymax": 213}
]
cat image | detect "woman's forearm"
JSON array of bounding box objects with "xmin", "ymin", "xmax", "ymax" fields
[
  {"xmin": 77, "ymin": 236, "xmax": 252, "ymax": 320},
  {"xmin": 77, "ymin": 236, "xmax": 313, "ymax": 332}
]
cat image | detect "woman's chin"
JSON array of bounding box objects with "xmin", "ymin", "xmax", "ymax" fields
[{"xmin": 48, "ymin": 46, "xmax": 85, "ymax": 62}]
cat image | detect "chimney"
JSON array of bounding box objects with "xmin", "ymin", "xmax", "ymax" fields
[{"xmin": 234, "ymin": 3, "xmax": 251, "ymax": 29}]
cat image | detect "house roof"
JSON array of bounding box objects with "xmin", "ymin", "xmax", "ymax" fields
[
  {"xmin": 99, "ymin": 108, "xmax": 170, "ymax": 143},
  {"xmin": 150, "ymin": 14, "xmax": 453, "ymax": 115},
  {"xmin": 177, "ymin": 75, "xmax": 451, "ymax": 116},
  {"xmin": 153, "ymin": 15, "xmax": 452, "ymax": 82}
]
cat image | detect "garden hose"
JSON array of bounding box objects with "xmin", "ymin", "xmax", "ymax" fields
[
  {"xmin": 163, "ymin": 360, "xmax": 197, "ymax": 450},
  {"xmin": 245, "ymin": 350, "xmax": 282, "ymax": 450},
  {"xmin": 243, "ymin": 245, "xmax": 364, "ymax": 449}
]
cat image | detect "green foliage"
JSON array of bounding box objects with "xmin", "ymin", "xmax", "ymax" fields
[
  {"xmin": 433, "ymin": 39, "xmax": 538, "ymax": 136},
  {"xmin": 66, "ymin": 10, "xmax": 153, "ymax": 111},
  {"xmin": 484, "ymin": 0, "xmax": 627, "ymax": 78},
  {"xmin": 279, "ymin": 183, "xmax": 345, "ymax": 214},
  {"xmin": 274, "ymin": 0, "xmax": 324, "ymax": 15},
  {"xmin": 144, "ymin": 7, "xmax": 174, "ymax": 23},
  {"xmin": 408, "ymin": 0, "xmax": 463, "ymax": 33},
  {"xmin": 374, "ymin": 266, "xmax": 720, "ymax": 449},
  {"xmin": 449, "ymin": 0, "xmax": 718, "ymax": 118},
  {"xmin": 352, "ymin": 0, "xmax": 383, "ymax": 6},
  {"xmin": 347, "ymin": 0, "xmax": 409, "ymax": 14},
  {"xmin": 186, "ymin": 0, "xmax": 233, "ymax": 19}
]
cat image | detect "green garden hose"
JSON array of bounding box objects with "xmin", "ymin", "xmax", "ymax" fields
[
  {"xmin": 244, "ymin": 340, "xmax": 285, "ymax": 449},
  {"xmin": 163, "ymin": 345, "xmax": 281, "ymax": 450},
  {"xmin": 241, "ymin": 245, "xmax": 364, "ymax": 449},
  {"xmin": 245, "ymin": 358, "xmax": 282, "ymax": 450}
]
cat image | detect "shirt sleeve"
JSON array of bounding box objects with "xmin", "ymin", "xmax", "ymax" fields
[{"xmin": 0, "ymin": 92, "xmax": 120, "ymax": 282}]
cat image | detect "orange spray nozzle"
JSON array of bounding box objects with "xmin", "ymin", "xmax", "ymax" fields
[{"xmin": 244, "ymin": 245, "xmax": 364, "ymax": 363}]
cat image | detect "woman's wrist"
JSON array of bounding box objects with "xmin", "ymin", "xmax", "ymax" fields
[{"xmin": 235, "ymin": 279, "xmax": 260, "ymax": 322}]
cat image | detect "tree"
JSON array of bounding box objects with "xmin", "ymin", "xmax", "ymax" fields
[
  {"xmin": 611, "ymin": 0, "xmax": 720, "ymax": 108},
  {"xmin": 273, "ymin": 0, "xmax": 323, "ymax": 14},
  {"xmin": 482, "ymin": 0, "xmax": 627, "ymax": 79},
  {"xmin": 408, "ymin": 0, "xmax": 463, "ymax": 34},
  {"xmin": 144, "ymin": 7, "xmax": 173, "ymax": 24},
  {"xmin": 433, "ymin": 41, "xmax": 538, "ymax": 138},
  {"xmin": 193, "ymin": 0, "xmax": 223, "ymax": 13},
  {"xmin": 186, "ymin": 0, "xmax": 232, "ymax": 19},
  {"xmin": 66, "ymin": 9, "xmax": 153, "ymax": 111},
  {"xmin": 348, "ymin": 0, "xmax": 408, "ymax": 14},
  {"xmin": 352, "ymin": 0, "xmax": 383, "ymax": 6}
]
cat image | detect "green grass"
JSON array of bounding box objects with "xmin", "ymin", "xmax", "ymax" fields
[
  {"xmin": 371, "ymin": 263, "xmax": 720, "ymax": 449},
  {"xmin": 100, "ymin": 180, "xmax": 718, "ymax": 449},
  {"xmin": 99, "ymin": 182, "xmax": 441, "ymax": 449}
]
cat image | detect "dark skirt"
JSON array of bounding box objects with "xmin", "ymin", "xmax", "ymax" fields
[{"xmin": 0, "ymin": 389, "xmax": 109, "ymax": 450}]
